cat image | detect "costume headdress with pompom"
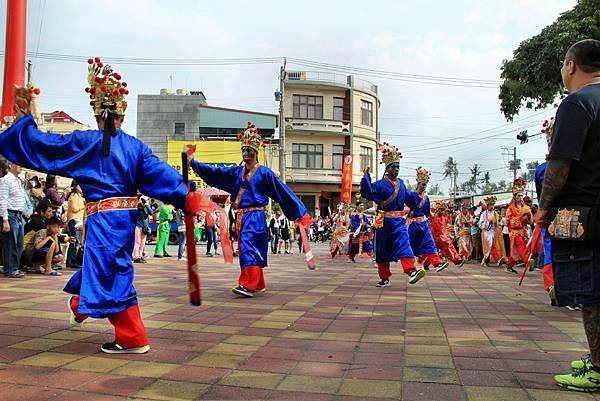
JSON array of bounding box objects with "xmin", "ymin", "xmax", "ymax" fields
[
  {"xmin": 378, "ymin": 142, "xmax": 402, "ymax": 167},
  {"xmin": 238, "ymin": 122, "xmax": 265, "ymax": 152},
  {"xmin": 483, "ymin": 195, "xmax": 497, "ymax": 205},
  {"xmin": 415, "ymin": 167, "xmax": 431, "ymax": 185},
  {"xmin": 512, "ymin": 178, "xmax": 527, "ymax": 195},
  {"xmin": 85, "ymin": 57, "xmax": 129, "ymax": 116}
]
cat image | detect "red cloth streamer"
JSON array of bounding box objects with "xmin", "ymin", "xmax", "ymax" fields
[
  {"xmin": 299, "ymin": 223, "xmax": 316, "ymax": 270},
  {"xmin": 518, "ymin": 225, "xmax": 541, "ymax": 286}
]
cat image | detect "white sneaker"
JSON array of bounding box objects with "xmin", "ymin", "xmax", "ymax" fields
[{"xmin": 408, "ymin": 268, "xmax": 426, "ymax": 284}]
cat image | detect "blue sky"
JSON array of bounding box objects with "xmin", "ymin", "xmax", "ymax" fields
[{"xmin": 0, "ymin": 0, "xmax": 577, "ymax": 192}]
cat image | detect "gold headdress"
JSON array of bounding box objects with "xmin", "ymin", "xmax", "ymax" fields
[
  {"xmin": 415, "ymin": 167, "xmax": 431, "ymax": 185},
  {"xmin": 483, "ymin": 195, "xmax": 497, "ymax": 205},
  {"xmin": 239, "ymin": 122, "xmax": 265, "ymax": 152},
  {"xmin": 512, "ymin": 178, "xmax": 527, "ymax": 195},
  {"xmin": 85, "ymin": 57, "xmax": 128, "ymax": 116},
  {"xmin": 378, "ymin": 142, "xmax": 402, "ymax": 167}
]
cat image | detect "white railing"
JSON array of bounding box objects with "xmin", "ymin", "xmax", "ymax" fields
[
  {"xmin": 286, "ymin": 168, "xmax": 343, "ymax": 184},
  {"xmin": 285, "ymin": 118, "xmax": 350, "ymax": 134},
  {"xmin": 285, "ymin": 71, "xmax": 378, "ymax": 94}
]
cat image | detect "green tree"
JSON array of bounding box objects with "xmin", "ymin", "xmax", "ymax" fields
[
  {"xmin": 442, "ymin": 157, "xmax": 459, "ymax": 196},
  {"xmin": 465, "ymin": 163, "xmax": 481, "ymax": 194},
  {"xmin": 498, "ymin": 0, "xmax": 600, "ymax": 120}
]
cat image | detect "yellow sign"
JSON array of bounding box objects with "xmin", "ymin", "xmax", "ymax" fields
[{"xmin": 167, "ymin": 140, "xmax": 265, "ymax": 188}]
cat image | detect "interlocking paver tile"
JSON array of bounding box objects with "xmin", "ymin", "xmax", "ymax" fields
[
  {"xmin": 405, "ymin": 354, "xmax": 455, "ymax": 369},
  {"xmin": 338, "ymin": 378, "xmax": 401, "ymax": 398},
  {"xmin": 14, "ymin": 351, "xmax": 83, "ymax": 367},
  {"xmin": 188, "ymin": 352, "xmax": 247, "ymax": 368},
  {"xmin": 134, "ymin": 379, "xmax": 208, "ymax": 400},
  {"xmin": 10, "ymin": 338, "xmax": 70, "ymax": 351},
  {"xmin": 403, "ymin": 382, "xmax": 466, "ymax": 401},
  {"xmin": 77, "ymin": 374, "xmax": 156, "ymax": 397},
  {"xmin": 464, "ymin": 386, "xmax": 530, "ymax": 401},
  {"xmin": 526, "ymin": 388, "xmax": 598, "ymax": 401},
  {"xmin": 62, "ymin": 355, "xmax": 131, "ymax": 372},
  {"xmin": 404, "ymin": 367, "xmax": 460, "ymax": 384},
  {"xmin": 277, "ymin": 374, "xmax": 341, "ymax": 394},
  {"xmin": 111, "ymin": 361, "xmax": 179, "ymax": 378},
  {"xmin": 218, "ymin": 370, "xmax": 284, "ymax": 389}
]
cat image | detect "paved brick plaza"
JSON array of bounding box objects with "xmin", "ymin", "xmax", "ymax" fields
[{"xmin": 0, "ymin": 245, "xmax": 598, "ymax": 401}]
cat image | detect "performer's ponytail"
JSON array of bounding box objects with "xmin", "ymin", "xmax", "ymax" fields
[{"xmin": 101, "ymin": 105, "xmax": 118, "ymax": 157}]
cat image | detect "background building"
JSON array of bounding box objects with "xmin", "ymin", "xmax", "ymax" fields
[
  {"xmin": 282, "ymin": 71, "xmax": 379, "ymax": 217},
  {"xmin": 136, "ymin": 90, "xmax": 278, "ymax": 188}
]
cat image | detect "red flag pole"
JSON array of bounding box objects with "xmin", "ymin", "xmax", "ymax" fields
[
  {"xmin": 182, "ymin": 146, "xmax": 201, "ymax": 305},
  {"xmin": 1, "ymin": 0, "xmax": 27, "ymax": 125}
]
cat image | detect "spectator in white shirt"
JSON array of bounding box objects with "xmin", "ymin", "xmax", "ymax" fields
[{"xmin": 1, "ymin": 161, "xmax": 27, "ymax": 278}]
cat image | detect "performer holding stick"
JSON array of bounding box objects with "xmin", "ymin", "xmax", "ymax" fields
[
  {"xmin": 190, "ymin": 122, "xmax": 312, "ymax": 298},
  {"xmin": 0, "ymin": 58, "xmax": 199, "ymax": 354}
]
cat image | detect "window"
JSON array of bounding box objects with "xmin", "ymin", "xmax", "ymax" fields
[
  {"xmin": 174, "ymin": 122, "xmax": 185, "ymax": 137},
  {"xmin": 333, "ymin": 97, "xmax": 345, "ymax": 121},
  {"xmin": 332, "ymin": 144, "xmax": 344, "ymax": 170},
  {"xmin": 293, "ymin": 95, "xmax": 323, "ymax": 119},
  {"xmin": 360, "ymin": 100, "xmax": 373, "ymax": 126},
  {"xmin": 292, "ymin": 143, "xmax": 323, "ymax": 168},
  {"xmin": 360, "ymin": 146, "xmax": 373, "ymax": 172}
]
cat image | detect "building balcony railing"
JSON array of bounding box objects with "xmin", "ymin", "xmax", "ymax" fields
[
  {"xmin": 285, "ymin": 118, "xmax": 350, "ymax": 134},
  {"xmin": 285, "ymin": 71, "xmax": 378, "ymax": 95},
  {"xmin": 285, "ymin": 167, "xmax": 342, "ymax": 184}
]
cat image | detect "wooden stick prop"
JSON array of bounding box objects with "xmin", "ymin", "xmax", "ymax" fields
[
  {"xmin": 182, "ymin": 145, "xmax": 201, "ymax": 306},
  {"xmin": 518, "ymin": 225, "xmax": 541, "ymax": 286}
]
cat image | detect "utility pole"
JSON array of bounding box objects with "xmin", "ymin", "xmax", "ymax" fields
[
  {"xmin": 278, "ymin": 59, "xmax": 287, "ymax": 183},
  {"xmin": 503, "ymin": 146, "xmax": 521, "ymax": 182}
]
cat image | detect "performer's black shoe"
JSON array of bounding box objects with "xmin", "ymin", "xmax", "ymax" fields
[
  {"xmin": 153, "ymin": 255, "xmax": 163, "ymax": 258},
  {"xmin": 435, "ymin": 261, "xmax": 449, "ymax": 272},
  {"xmin": 455, "ymin": 258, "xmax": 466, "ymax": 268},
  {"xmin": 408, "ymin": 268, "xmax": 426, "ymax": 284},
  {"xmin": 133, "ymin": 258, "xmax": 144, "ymax": 263},
  {"xmin": 164, "ymin": 254, "xmax": 172, "ymax": 257},
  {"xmin": 101, "ymin": 341, "xmax": 150, "ymax": 354},
  {"xmin": 375, "ymin": 279, "xmax": 390, "ymax": 287},
  {"xmin": 232, "ymin": 286, "xmax": 254, "ymax": 298},
  {"xmin": 505, "ymin": 267, "xmax": 519, "ymax": 274}
]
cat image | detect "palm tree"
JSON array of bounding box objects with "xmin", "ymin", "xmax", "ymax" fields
[
  {"xmin": 442, "ymin": 157, "xmax": 459, "ymax": 198},
  {"xmin": 467, "ymin": 163, "xmax": 481, "ymax": 194}
]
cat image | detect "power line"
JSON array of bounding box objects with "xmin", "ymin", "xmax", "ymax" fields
[{"xmin": 0, "ymin": 51, "xmax": 501, "ymax": 88}]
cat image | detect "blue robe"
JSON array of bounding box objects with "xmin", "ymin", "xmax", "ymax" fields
[
  {"xmin": 349, "ymin": 213, "xmax": 373, "ymax": 255},
  {"xmin": 0, "ymin": 115, "xmax": 188, "ymax": 317},
  {"xmin": 406, "ymin": 191, "xmax": 438, "ymax": 256},
  {"xmin": 190, "ymin": 162, "xmax": 307, "ymax": 269},
  {"xmin": 535, "ymin": 162, "xmax": 552, "ymax": 266},
  {"xmin": 360, "ymin": 173, "xmax": 414, "ymax": 263}
]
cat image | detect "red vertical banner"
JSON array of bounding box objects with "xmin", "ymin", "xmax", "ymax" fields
[{"xmin": 340, "ymin": 155, "xmax": 353, "ymax": 204}]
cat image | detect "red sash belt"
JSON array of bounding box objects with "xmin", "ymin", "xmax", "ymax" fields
[
  {"xmin": 86, "ymin": 197, "xmax": 138, "ymax": 216},
  {"xmin": 408, "ymin": 215, "xmax": 428, "ymax": 224}
]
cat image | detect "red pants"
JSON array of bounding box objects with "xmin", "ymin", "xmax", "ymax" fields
[
  {"xmin": 506, "ymin": 235, "xmax": 530, "ymax": 268},
  {"xmin": 543, "ymin": 263, "xmax": 554, "ymax": 292},
  {"xmin": 435, "ymin": 234, "xmax": 461, "ymax": 264},
  {"xmin": 69, "ymin": 296, "xmax": 148, "ymax": 348},
  {"xmin": 418, "ymin": 254, "xmax": 442, "ymax": 268},
  {"xmin": 238, "ymin": 265, "xmax": 266, "ymax": 292},
  {"xmin": 377, "ymin": 258, "xmax": 415, "ymax": 279}
]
